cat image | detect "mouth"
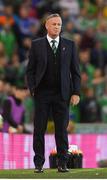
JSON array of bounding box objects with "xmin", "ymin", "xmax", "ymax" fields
[{"xmin": 54, "ymin": 30, "xmax": 59, "ymax": 33}]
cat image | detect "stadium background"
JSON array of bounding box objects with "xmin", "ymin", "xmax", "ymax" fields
[{"xmin": 0, "ymin": 0, "xmax": 107, "ymax": 169}]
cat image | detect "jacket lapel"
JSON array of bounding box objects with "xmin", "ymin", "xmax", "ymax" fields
[
  {"xmin": 60, "ymin": 37, "xmax": 68, "ymax": 67},
  {"xmin": 41, "ymin": 37, "xmax": 47, "ymax": 66}
]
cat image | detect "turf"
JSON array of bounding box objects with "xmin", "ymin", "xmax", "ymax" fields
[{"xmin": 0, "ymin": 168, "xmax": 107, "ymax": 179}]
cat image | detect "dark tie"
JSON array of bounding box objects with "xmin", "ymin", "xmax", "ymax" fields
[{"xmin": 51, "ymin": 40, "xmax": 57, "ymax": 54}]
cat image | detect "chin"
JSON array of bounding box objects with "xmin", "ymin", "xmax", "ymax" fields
[{"xmin": 53, "ymin": 33, "xmax": 59, "ymax": 37}]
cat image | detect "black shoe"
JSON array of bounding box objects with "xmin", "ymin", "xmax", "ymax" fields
[
  {"xmin": 34, "ymin": 166, "xmax": 44, "ymax": 173},
  {"xmin": 58, "ymin": 164, "xmax": 69, "ymax": 172}
]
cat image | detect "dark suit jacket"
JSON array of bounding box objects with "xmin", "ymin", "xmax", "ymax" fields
[{"xmin": 26, "ymin": 36, "xmax": 81, "ymax": 100}]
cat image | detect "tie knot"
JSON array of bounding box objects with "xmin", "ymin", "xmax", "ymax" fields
[{"xmin": 51, "ymin": 40, "xmax": 56, "ymax": 44}]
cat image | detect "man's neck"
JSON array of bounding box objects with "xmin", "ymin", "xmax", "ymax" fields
[{"xmin": 47, "ymin": 34, "xmax": 59, "ymax": 39}]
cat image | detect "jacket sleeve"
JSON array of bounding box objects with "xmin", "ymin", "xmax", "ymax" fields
[
  {"xmin": 70, "ymin": 41, "xmax": 81, "ymax": 96},
  {"xmin": 26, "ymin": 41, "xmax": 37, "ymax": 96}
]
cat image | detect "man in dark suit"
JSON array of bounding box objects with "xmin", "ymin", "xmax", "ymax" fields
[{"xmin": 26, "ymin": 14, "xmax": 81, "ymax": 173}]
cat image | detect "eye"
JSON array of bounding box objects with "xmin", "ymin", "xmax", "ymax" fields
[
  {"xmin": 52, "ymin": 23, "xmax": 61, "ymax": 27},
  {"xmin": 53, "ymin": 23, "xmax": 57, "ymax": 26}
]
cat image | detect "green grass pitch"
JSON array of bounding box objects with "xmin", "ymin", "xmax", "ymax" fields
[{"xmin": 0, "ymin": 168, "xmax": 107, "ymax": 179}]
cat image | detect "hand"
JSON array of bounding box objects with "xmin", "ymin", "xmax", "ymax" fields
[
  {"xmin": 17, "ymin": 125, "xmax": 24, "ymax": 133},
  {"xmin": 70, "ymin": 95, "xmax": 80, "ymax": 106},
  {"xmin": 8, "ymin": 126, "xmax": 18, "ymax": 133}
]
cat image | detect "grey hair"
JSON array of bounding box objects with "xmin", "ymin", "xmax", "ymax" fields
[{"xmin": 45, "ymin": 13, "xmax": 62, "ymax": 22}]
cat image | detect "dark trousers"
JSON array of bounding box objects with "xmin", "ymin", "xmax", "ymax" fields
[{"xmin": 33, "ymin": 90, "xmax": 69, "ymax": 167}]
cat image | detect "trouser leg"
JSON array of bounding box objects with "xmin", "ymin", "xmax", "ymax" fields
[
  {"xmin": 33, "ymin": 97, "xmax": 50, "ymax": 167},
  {"xmin": 52, "ymin": 96, "xmax": 69, "ymax": 166}
]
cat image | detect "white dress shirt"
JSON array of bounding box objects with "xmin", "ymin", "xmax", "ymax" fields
[{"xmin": 47, "ymin": 34, "xmax": 59, "ymax": 49}]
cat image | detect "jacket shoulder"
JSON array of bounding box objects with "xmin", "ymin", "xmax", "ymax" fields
[
  {"xmin": 61, "ymin": 37, "xmax": 74, "ymax": 44},
  {"xmin": 32, "ymin": 37, "xmax": 45, "ymax": 44}
]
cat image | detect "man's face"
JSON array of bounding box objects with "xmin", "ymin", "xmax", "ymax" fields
[{"xmin": 45, "ymin": 17, "xmax": 62, "ymax": 38}]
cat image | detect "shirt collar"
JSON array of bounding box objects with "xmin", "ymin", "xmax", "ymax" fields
[{"xmin": 47, "ymin": 34, "xmax": 59, "ymax": 46}]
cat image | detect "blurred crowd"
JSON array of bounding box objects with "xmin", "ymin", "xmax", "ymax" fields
[{"xmin": 0, "ymin": 0, "xmax": 107, "ymax": 133}]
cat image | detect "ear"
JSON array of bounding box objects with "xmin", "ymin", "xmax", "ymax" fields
[{"xmin": 45, "ymin": 21, "xmax": 48, "ymax": 30}]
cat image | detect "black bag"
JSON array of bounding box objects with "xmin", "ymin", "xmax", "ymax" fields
[
  {"xmin": 67, "ymin": 153, "xmax": 83, "ymax": 168},
  {"xmin": 49, "ymin": 154, "xmax": 58, "ymax": 168},
  {"xmin": 49, "ymin": 153, "xmax": 83, "ymax": 169}
]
